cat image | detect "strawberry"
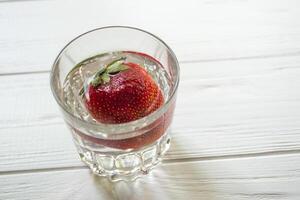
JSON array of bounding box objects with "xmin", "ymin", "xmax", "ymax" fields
[{"xmin": 81, "ymin": 57, "xmax": 164, "ymax": 124}]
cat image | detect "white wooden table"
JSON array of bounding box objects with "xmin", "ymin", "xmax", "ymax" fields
[{"xmin": 1, "ymin": 0, "xmax": 300, "ymax": 199}]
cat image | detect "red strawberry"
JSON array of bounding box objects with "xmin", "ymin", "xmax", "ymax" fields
[{"xmin": 82, "ymin": 57, "xmax": 164, "ymax": 124}]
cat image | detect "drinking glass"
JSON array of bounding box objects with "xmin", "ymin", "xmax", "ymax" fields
[{"xmin": 50, "ymin": 26, "xmax": 180, "ymax": 181}]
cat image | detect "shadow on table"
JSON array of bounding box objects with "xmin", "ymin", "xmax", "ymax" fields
[{"xmin": 92, "ymin": 138, "xmax": 217, "ymax": 200}]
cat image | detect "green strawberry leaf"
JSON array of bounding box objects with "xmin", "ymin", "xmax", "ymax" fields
[
  {"xmin": 91, "ymin": 76, "xmax": 102, "ymax": 87},
  {"xmin": 101, "ymin": 73, "xmax": 110, "ymax": 84},
  {"xmin": 107, "ymin": 64, "xmax": 128, "ymax": 74},
  {"xmin": 95, "ymin": 67, "xmax": 107, "ymax": 76},
  {"xmin": 106, "ymin": 57, "xmax": 126, "ymax": 73},
  {"xmin": 79, "ymin": 87, "xmax": 85, "ymax": 96}
]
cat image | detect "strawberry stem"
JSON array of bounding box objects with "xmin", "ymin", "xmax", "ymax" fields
[{"xmin": 79, "ymin": 57, "xmax": 128, "ymax": 96}]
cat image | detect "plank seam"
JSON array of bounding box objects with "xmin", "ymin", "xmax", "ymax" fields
[
  {"xmin": 1, "ymin": 51, "xmax": 300, "ymax": 77},
  {"xmin": 1, "ymin": 149, "xmax": 300, "ymax": 176}
]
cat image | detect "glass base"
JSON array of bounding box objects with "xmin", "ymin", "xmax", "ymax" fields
[{"xmin": 73, "ymin": 132, "xmax": 171, "ymax": 182}]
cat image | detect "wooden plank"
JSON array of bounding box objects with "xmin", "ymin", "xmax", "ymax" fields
[
  {"xmin": 1, "ymin": 154, "xmax": 300, "ymax": 200},
  {"xmin": 0, "ymin": 0, "xmax": 300, "ymax": 74},
  {"xmin": 0, "ymin": 124, "xmax": 80, "ymax": 171},
  {"xmin": 1, "ymin": 56, "xmax": 300, "ymax": 171},
  {"xmin": 1, "ymin": 55, "xmax": 300, "ymax": 129}
]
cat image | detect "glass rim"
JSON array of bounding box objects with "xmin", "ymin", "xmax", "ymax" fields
[{"xmin": 50, "ymin": 26, "xmax": 180, "ymax": 130}]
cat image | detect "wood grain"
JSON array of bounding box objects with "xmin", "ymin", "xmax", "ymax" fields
[
  {"xmin": 1, "ymin": 154, "xmax": 300, "ymax": 200},
  {"xmin": 1, "ymin": 1, "xmax": 300, "ymax": 199},
  {"xmin": 0, "ymin": 0, "xmax": 300, "ymax": 74},
  {"xmin": 1, "ymin": 55, "xmax": 300, "ymax": 172}
]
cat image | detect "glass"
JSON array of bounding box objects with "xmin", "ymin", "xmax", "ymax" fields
[{"xmin": 50, "ymin": 26, "xmax": 180, "ymax": 181}]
